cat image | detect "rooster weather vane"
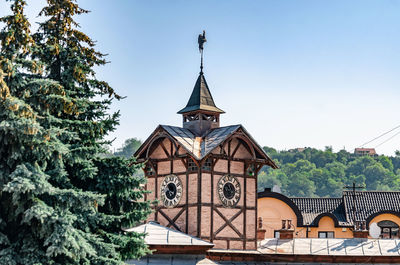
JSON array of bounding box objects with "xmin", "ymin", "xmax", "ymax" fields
[{"xmin": 198, "ymin": 30, "xmax": 207, "ymax": 74}]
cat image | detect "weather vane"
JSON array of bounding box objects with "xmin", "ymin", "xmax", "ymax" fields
[{"xmin": 198, "ymin": 30, "xmax": 206, "ymax": 74}]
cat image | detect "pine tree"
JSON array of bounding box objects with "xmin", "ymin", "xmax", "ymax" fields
[{"xmin": 0, "ymin": 0, "xmax": 151, "ymax": 263}]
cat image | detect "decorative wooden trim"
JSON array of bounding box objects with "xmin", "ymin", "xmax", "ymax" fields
[
  {"xmin": 211, "ymin": 158, "xmax": 215, "ymax": 242},
  {"xmin": 147, "ymin": 172, "xmax": 187, "ymax": 178},
  {"xmin": 145, "ymin": 133, "xmax": 178, "ymax": 158},
  {"xmin": 213, "ymin": 171, "xmax": 257, "ymax": 179},
  {"xmin": 175, "ymin": 145, "xmax": 181, "ymax": 156},
  {"xmin": 201, "ymin": 236, "xmax": 256, "ymax": 241},
  {"xmin": 255, "ymin": 171, "xmax": 258, "ymax": 246},
  {"xmin": 243, "ymin": 162, "xmax": 247, "ymax": 249},
  {"xmin": 155, "ymin": 162, "xmax": 159, "ymax": 221},
  {"xmin": 189, "ymin": 156, "xmax": 201, "ymax": 167},
  {"xmin": 170, "ymin": 141, "xmax": 173, "ymax": 173},
  {"xmin": 185, "ymin": 158, "xmax": 189, "ymax": 233},
  {"xmin": 210, "ymin": 154, "xmax": 269, "ymax": 164},
  {"xmin": 197, "ymin": 165, "xmax": 201, "ymax": 237},
  {"xmin": 146, "ymin": 158, "xmax": 173, "ymax": 162},
  {"xmin": 181, "ymin": 158, "xmax": 188, "ymax": 170},
  {"xmin": 160, "ymin": 141, "xmax": 170, "ymax": 158},
  {"xmin": 231, "ymin": 141, "xmax": 242, "ymax": 158},
  {"xmin": 170, "ymin": 207, "xmax": 185, "ymax": 226},
  {"xmin": 213, "ymin": 207, "xmax": 243, "ymax": 238},
  {"xmin": 219, "ymin": 144, "xmax": 227, "ymax": 156},
  {"xmin": 154, "ymin": 202, "xmax": 256, "ymax": 210},
  {"xmin": 158, "ymin": 209, "xmax": 181, "ymax": 231},
  {"xmin": 255, "ymin": 164, "xmax": 263, "ymax": 174}
]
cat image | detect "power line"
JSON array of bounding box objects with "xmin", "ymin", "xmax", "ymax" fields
[
  {"xmin": 374, "ymin": 130, "xmax": 400, "ymax": 148},
  {"xmin": 358, "ymin": 124, "xmax": 400, "ymax": 148}
]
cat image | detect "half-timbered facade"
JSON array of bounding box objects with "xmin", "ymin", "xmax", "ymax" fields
[{"xmin": 135, "ymin": 71, "xmax": 277, "ymax": 250}]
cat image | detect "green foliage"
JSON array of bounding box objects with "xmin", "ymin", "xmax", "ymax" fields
[
  {"xmin": 114, "ymin": 138, "xmax": 142, "ymax": 158},
  {"xmin": 0, "ymin": 0, "xmax": 151, "ymax": 264},
  {"xmin": 259, "ymin": 147, "xmax": 400, "ymax": 197}
]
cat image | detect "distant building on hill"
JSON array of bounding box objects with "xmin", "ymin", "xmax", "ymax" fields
[
  {"xmin": 354, "ymin": 148, "xmax": 377, "ymax": 156},
  {"xmin": 288, "ymin": 147, "xmax": 307, "ymax": 152}
]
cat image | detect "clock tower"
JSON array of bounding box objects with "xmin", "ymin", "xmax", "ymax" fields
[{"xmin": 134, "ymin": 33, "xmax": 277, "ymax": 250}]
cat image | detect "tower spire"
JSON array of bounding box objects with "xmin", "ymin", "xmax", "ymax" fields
[
  {"xmin": 198, "ymin": 30, "xmax": 206, "ymax": 74},
  {"xmin": 177, "ymin": 31, "xmax": 224, "ymax": 136}
]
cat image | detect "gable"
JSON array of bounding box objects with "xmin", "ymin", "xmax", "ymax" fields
[{"xmin": 134, "ymin": 124, "xmax": 277, "ymax": 168}]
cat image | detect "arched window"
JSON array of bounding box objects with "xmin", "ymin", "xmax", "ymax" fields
[{"xmin": 378, "ymin": 220, "xmax": 399, "ymax": 239}]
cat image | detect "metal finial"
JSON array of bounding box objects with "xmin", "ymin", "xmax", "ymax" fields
[{"xmin": 198, "ymin": 30, "xmax": 206, "ymax": 74}]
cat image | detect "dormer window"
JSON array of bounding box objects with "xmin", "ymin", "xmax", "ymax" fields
[
  {"xmin": 188, "ymin": 159, "xmax": 198, "ymax": 172},
  {"xmin": 201, "ymin": 157, "xmax": 213, "ymax": 171}
]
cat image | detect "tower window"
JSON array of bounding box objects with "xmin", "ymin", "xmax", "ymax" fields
[
  {"xmin": 145, "ymin": 165, "xmax": 155, "ymax": 176},
  {"xmin": 202, "ymin": 114, "xmax": 217, "ymax": 122},
  {"xmin": 188, "ymin": 159, "xmax": 198, "ymax": 172},
  {"xmin": 246, "ymin": 164, "xmax": 256, "ymax": 176},
  {"xmin": 201, "ymin": 157, "xmax": 213, "ymax": 171}
]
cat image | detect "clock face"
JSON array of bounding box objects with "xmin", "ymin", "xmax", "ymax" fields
[
  {"xmin": 218, "ymin": 175, "xmax": 241, "ymax": 207},
  {"xmin": 160, "ymin": 175, "xmax": 182, "ymax": 208}
]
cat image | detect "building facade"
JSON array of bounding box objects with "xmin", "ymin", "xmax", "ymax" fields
[
  {"xmin": 258, "ymin": 189, "xmax": 400, "ymax": 239},
  {"xmin": 135, "ymin": 70, "xmax": 277, "ymax": 250}
]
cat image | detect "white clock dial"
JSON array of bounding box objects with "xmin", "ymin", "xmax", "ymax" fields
[
  {"xmin": 160, "ymin": 174, "xmax": 182, "ymax": 208},
  {"xmin": 218, "ymin": 175, "xmax": 241, "ymax": 207}
]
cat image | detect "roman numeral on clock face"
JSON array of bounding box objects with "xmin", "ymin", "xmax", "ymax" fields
[
  {"xmin": 217, "ymin": 175, "xmax": 241, "ymax": 208},
  {"xmin": 160, "ymin": 174, "xmax": 182, "ymax": 208}
]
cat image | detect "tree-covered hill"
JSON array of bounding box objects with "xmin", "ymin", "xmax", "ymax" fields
[
  {"xmin": 115, "ymin": 138, "xmax": 400, "ymax": 198},
  {"xmin": 259, "ymin": 147, "xmax": 400, "ymax": 197}
]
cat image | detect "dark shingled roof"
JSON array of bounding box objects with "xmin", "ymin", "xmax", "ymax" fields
[
  {"xmin": 161, "ymin": 124, "xmax": 239, "ymax": 160},
  {"xmin": 291, "ymin": 197, "xmax": 348, "ymax": 226},
  {"xmin": 259, "ymin": 190, "xmax": 400, "ymax": 227},
  {"xmin": 177, "ymin": 73, "xmax": 224, "ymax": 114},
  {"xmin": 343, "ymin": 191, "xmax": 400, "ymax": 224},
  {"xmin": 135, "ymin": 124, "xmax": 278, "ymax": 168}
]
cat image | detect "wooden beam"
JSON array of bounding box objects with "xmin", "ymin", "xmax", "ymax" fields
[
  {"xmin": 160, "ymin": 141, "xmax": 170, "ymax": 158},
  {"xmin": 231, "ymin": 141, "xmax": 242, "ymax": 158},
  {"xmin": 158, "ymin": 209, "xmax": 182, "ymax": 231},
  {"xmin": 213, "ymin": 207, "xmax": 243, "ymax": 238}
]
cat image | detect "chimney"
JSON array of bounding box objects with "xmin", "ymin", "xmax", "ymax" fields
[
  {"xmin": 353, "ymin": 221, "xmax": 368, "ymax": 238},
  {"xmin": 257, "ymin": 217, "xmax": 266, "ymax": 240},
  {"xmin": 278, "ymin": 220, "xmax": 294, "ymax": 239}
]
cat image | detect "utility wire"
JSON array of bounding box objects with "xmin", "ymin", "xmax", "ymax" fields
[
  {"xmin": 374, "ymin": 130, "xmax": 400, "ymax": 148},
  {"xmin": 358, "ymin": 124, "xmax": 400, "ymax": 148}
]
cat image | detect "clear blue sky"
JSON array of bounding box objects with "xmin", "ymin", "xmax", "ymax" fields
[{"xmin": 1, "ymin": 0, "xmax": 400, "ymax": 155}]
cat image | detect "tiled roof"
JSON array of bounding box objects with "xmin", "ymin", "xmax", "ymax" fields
[
  {"xmin": 291, "ymin": 197, "xmax": 348, "ymax": 226},
  {"xmin": 343, "ymin": 191, "xmax": 400, "ymax": 223},
  {"xmin": 259, "ymin": 190, "xmax": 400, "ymax": 227},
  {"xmin": 125, "ymin": 222, "xmax": 214, "ymax": 246},
  {"xmin": 162, "ymin": 124, "xmax": 240, "ymax": 160},
  {"xmin": 135, "ymin": 124, "xmax": 277, "ymax": 167}
]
